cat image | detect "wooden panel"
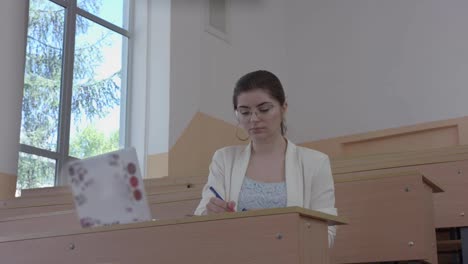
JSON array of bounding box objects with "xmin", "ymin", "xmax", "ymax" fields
[
  {"xmin": 146, "ymin": 152, "xmax": 168, "ymax": 178},
  {"xmin": 299, "ymin": 217, "xmax": 329, "ymax": 264},
  {"xmin": 302, "ymin": 116, "xmax": 468, "ymax": 158},
  {"xmin": 0, "ymin": 215, "xmax": 299, "ymax": 264},
  {"xmin": 150, "ymin": 199, "xmax": 200, "ymax": 219},
  {"xmin": 0, "ymin": 199, "xmax": 201, "ymax": 237},
  {"xmin": 2, "ymin": 187, "xmax": 203, "ymax": 211},
  {"xmin": 331, "ymin": 144, "xmax": 468, "ymax": 175},
  {"xmin": 0, "ymin": 172, "xmax": 16, "ymax": 200},
  {"xmin": 421, "ymin": 183, "xmax": 439, "ymax": 264},
  {"xmin": 20, "ymin": 176, "xmax": 207, "ymax": 198},
  {"xmin": 0, "ymin": 195, "xmax": 73, "ymax": 209},
  {"xmin": 334, "ymin": 170, "xmax": 443, "ymax": 193},
  {"xmin": 0, "ymin": 189, "xmax": 202, "ymax": 220},
  {"xmin": 459, "ymin": 119, "xmax": 468, "ymax": 145},
  {"xmin": 8, "ymin": 184, "xmax": 204, "ymax": 209},
  {"xmin": 331, "ymin": 173, "xmax": 438, "ymax": 263},
  {"xmin": 0, "ymin": 204, "xmax": 73, "ymax": 219},
  {"xmin": 147, "ymin": 184, "xmax": 204, "ymax": 195},
  {"xmin": 144, "ymin": 175, "xmax": 207, "ymax": 187},
  {"xmin": 20, "ymin": 186, "xmax": 70, "ymax": 198},
  {"xmin": 0, "ymin": 211, "xmax": 80, "ymax": 237},
  {"xmin": 333, "ymin": 157, "xmax": 468, "ymax": 229},
  {"xmin": 416, "ymin": 160, "xmax": 468, "ymax": 228},
  {"xmin": 342, "ymin": 126, "xmax": 458, "ymax": 156},
  {"xmin": 168, "ymin": 112, "xmax": 248, "ymax": 178},
  {"xmin": 0, "ymin": 208, "xmax": 341, "ymax": 264}
]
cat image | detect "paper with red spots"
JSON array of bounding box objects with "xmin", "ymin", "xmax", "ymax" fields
[{"xmin": 63, "ymin": 147, "xmax": 151, "ymax": 228}]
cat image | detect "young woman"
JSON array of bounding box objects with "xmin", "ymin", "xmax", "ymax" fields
[{"xmin": 194, "ymin": 70, "xmax": 337, "ymax": 246}]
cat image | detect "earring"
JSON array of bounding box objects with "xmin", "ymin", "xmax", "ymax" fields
[
  {"xmin": 281, "ymin": 118, "xmax": 287, "ymax": 135},
  {"xmin": 235, "ymin": 123, "xmax": 249, "ymax": 141}
]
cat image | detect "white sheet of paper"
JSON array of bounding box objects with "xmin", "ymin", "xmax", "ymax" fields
[{"xmin": 63, "ymin": 147, "xmax": 151, "ymax": 228}]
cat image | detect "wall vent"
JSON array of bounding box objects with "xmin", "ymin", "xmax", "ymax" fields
[{"xmin": 205, "ymin": 0, "xmax": 229, "ymax": 42}]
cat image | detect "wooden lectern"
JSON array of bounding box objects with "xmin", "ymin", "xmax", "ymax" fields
[{"xmin": 0, "ymin": 207, "xmax": 346, "ymax": 264}]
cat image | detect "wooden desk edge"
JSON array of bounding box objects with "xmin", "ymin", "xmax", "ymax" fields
[
  {"xmin": 0, "ymin": 206, "xmax": 346, "ymax": 243},
  {"xmin": 335, "ymin": 170, "xmax": 444, "ymax": 193},
  {"xmin": 421, "ymin": 175, "xmax": 444, "ymax": 193}
]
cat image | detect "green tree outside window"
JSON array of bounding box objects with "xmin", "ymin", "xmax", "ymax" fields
[{"xmin": 18, "ymin": 0, "xmax": 129, "ymax": 193}]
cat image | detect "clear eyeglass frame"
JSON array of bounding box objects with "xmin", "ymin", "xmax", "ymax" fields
[{"xmin": 235, "ymin": 104, "xmax": 275, "ymax": 122}]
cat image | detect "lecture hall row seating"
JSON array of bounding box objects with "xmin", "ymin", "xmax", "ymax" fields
[
  {"xmin": 332, "ymin": 144, "xmax": 468, "ymax": 263},
  {"xmin": 2, "ymin": 144, "xmax": 468, "ymax": 263},
  {"xmin": 0, "ymin": 191, "xmax": 202, "ymax": 237},
  {"xmin": 1, "ymin": 170, "xmax": 441, "ymax": 263},
  {"xmin": 14, "ymin": 143, "xmax": 468, "ymax": 229},
  {"xmin": 0, "ymin": 187, "xmax": 202, "ymax": 219},
  {"xmin": 0, "ymin": 176, "xmax": 206, "ymax": 214}
]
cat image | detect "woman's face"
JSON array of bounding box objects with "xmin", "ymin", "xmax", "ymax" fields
[{"xmin": 235, "ymin": 89, "xmax": 286, "ymax": 142}]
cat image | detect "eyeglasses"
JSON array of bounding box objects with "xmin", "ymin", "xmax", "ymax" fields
[{"xmin": 235, "ymin": 103, "xmax": 275, "ymax": 122}]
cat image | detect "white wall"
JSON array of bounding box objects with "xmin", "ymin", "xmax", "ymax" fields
[
  {"xmin": 168, "ymin": 0, "xmax": 290, "ymax": 147},
  {"xmin": 147, "ymin": 0, "xmax": 170, "ymax": 154},
  {"xmin": 0, "ymin": 0, "xmax": 28, "ymax": 175},
  {"xmin": 130, "ymin": 0, "xmax": 171, "ymax": 176},
  {"xmin": 169, "ymin": 0, "xmax": 468, "ymax": 146},
  {"xmin": 7, "ymin": 0, "xmax": 467, "ymax": 179},
  {"xmin": 284, "ymin": 0, "xmax": 468, "ymax": 143},
  {"xmin": 169, "ymin": 0, "xmax": 204, "ymax": 147},
  {"xmin": 129, "ymin": 0, "xmax": 150, "ymax": 173},
  {"xmin": 199, "ymin": 0, "xmax": 289, "ymax": 124}
]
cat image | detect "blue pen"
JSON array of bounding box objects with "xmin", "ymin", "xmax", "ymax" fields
[
  {"xmin": 209, "ymin": 186, "xmax": 247, "ymax": 211},
  {"xmin": 209, "ymin": 186, "xmax": 224, "ymax": 200}
]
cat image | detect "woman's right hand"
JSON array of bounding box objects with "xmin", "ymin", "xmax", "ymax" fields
[{"xmin": 206, "ymin": 197, "xmax": 236, "ymax": 214}]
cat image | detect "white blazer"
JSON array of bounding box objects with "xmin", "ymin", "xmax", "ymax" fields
[{"xmin": 194, "ymin": 139, "xmax": 337, "ymax": 246}]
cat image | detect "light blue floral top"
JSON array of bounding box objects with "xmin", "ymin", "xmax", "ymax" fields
[{"xmin": 237, "ymin": 176, "xmax": 287, "ymax": 211}]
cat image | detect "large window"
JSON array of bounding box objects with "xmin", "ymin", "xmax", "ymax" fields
[{"xmin": 18, "ymin": 0, "xmax": 131, "ymax": 194}]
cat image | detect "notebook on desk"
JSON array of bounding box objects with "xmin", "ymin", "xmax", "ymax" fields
[{"xmin": 61, "ymin": 147, "xmax": 151, "ymax": 228}]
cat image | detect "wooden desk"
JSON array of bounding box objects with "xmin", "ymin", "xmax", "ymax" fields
[
  {"xmin": 331, "ymin": 170, "xmax": 441, "ymax": 263},
  {"xmin": 0, "ymin": 207, "xmax": 346, "ymax": 264},
  {"xmin": 415, "ymin": 160, "xmax": 468, "ymax": 228},
  {"xmin": 332, "ymin": 145, "xmax": 468, "ymax": 229}
]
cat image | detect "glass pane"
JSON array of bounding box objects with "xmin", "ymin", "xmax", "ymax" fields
[
  {"xmin": 17, "ymin": 153, "xmax": 56, "ymax": 191},
  {"xmin": 69, "ymin": 15, "xmax": 125, "ymax": 159},
  {"xmin": 77, "ymin": 0, "xmax": 129, "ymax": 29},
  {"xmin": 20, "ymin": 0, "xmax": 64, "ymax": 151}
]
